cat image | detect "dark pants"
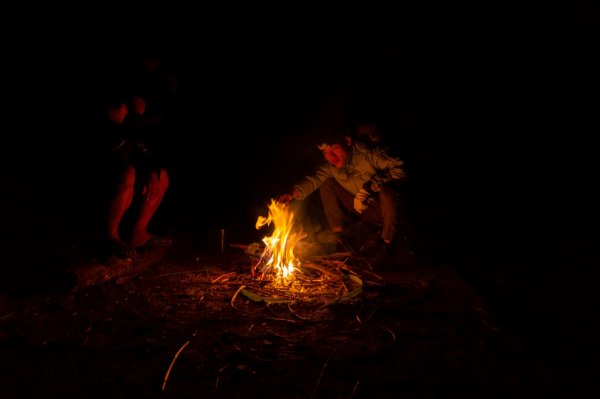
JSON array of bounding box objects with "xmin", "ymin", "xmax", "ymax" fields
[{"xmin": 319, "ymin": 178, "xmax": 409, "ymax": 243}]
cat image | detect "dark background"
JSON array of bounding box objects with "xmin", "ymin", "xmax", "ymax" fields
[{"xmin": 2, "ymin": 1, "xmax": 599, "ymax": 383}]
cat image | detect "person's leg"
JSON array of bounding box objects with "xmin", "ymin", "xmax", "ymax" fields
[
  {"xmin": 107, "ymin": 166, "xmax": 137, "ymax": 257},
  {"xmin": 129, "ymin": 168, "xmax": 172, "ymax": 248},
  {"xmin": 319, "ymin": 178, "xmax": 355, "ymax": 232},
  {"xmin": 355, "ymin": 185, "xmax": 404, "ymax": 244},
  {"xmin": 378, "ymin": 185, "xmax": 399, "ymax": 243}
]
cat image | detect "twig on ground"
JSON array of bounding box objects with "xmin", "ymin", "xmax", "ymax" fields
[
  {"xmin": 359, "ymin": 269, "xmax": 386, "ymax": 286},
  {"xmin": 311, "ymin": 348, "xmax": 336, "ymax": 399},
  {"xmin": 383, "ymin": 326, "xmax": 396, "ymax": 341},
  {"xmin": 287, "ymin": 303, "xmax": 311, "ymax": 320},
  {"xmin": 230, "ymin": 285, "xmax": 245, "ymax": 308},
  {"xmin": 162, "ymin": 338, "xmax": 192, "ymax": 392},
  {"xmin": 212, "ymin": 272, "xmax": 237, "ymax": 284},
  {"xmin": 349, "ymin": 380, "xmax": 360, "ymax": 399},
  {"xmin": 354, "ymin": 307, "xmax": 379, "ymax": 330},
  {"xmin": 149, "ymin": 269, "xmax": 207, "ymax": 279},
  {"xmin": 307, "ymin": 252, "xmax": 353, "ymax": 261}
]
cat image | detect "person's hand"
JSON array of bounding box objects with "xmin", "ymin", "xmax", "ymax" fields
[
  {"xmin": 132, "ymin": 95, "xmax": 146, "ymax": 115},
  {"xmin": 364, "ymin": 179, "xmax": 382, "ymax": 193},
  {"xmin": 277, "ymin": 193, "xmax": 294, "ymax": 205},
  {"xmin": 277, "ymin": 188, "xmax": 300, "ymax": 205},
  {"xmin": 353, "ymin": 189, "xmax": 371, "ymax": 213}
]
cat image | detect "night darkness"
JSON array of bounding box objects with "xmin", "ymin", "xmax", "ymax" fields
[{"xmin": 2, "ymin": 2, "xmax": 599, "ymax": 395}]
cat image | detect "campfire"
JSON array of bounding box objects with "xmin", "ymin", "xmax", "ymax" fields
[
  {"xmin": 239, "ymin": 199, "xmax": 363, "ymax": 305},
  {"xmin": 251, "ymin": 199, "xmax": 306, "ymax": 283}
]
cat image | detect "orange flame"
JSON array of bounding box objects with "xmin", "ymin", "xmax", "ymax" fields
[{"xmin": 254, "ymin": 199, "xmax": 306, "ymax": 282}]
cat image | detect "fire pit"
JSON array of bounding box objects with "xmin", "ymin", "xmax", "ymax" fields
[
  {"xmin": 240, "ymin": 261, "xmax": 362, "ymax": 305},
  {"xmin": 237, "ymin": 200, "xmax": 363, "ymax": 306}
]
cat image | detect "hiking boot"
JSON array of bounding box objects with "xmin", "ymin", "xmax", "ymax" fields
[
  {"xmin": 358, "ymin": 235, "xmax": 412, "ymax": 269},
  {"xmin": 372, "ymin": 241, "xmax": 394, "ymax": 269}
]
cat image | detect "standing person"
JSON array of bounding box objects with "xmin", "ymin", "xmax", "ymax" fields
[
  {"xmin": 100, "ymin": 94, "xmax": 172, "ymax": 259},
  {"xmin": 128, "ymin": 51, "xmax": 179, "ymax": 154},
  {"xmin": 277, "ymin": 130, "xmax": 412, "ymax": 261}
]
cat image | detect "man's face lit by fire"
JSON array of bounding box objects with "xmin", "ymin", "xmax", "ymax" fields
[{"xmin": 320, "ymin": 143, "xmax": 349, "ymax": 169}]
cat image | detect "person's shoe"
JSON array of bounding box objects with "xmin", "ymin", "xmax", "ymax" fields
[
  {"xmin": 133, "ymin": 235, "xmax": 173, "ymax": 252},
  {"xmin": 108, "ymin": 239, "xmax": 137, "ymax": 259},
  {"xmin": 371, "ymin": 240, "xmax": 395, "ymax": 269}
]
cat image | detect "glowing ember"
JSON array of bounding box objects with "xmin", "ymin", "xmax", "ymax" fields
[{"xmin": 253, "ymin": 199, "xmax": 307, "ymax": 283}]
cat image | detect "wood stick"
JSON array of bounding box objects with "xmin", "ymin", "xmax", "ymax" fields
[{"xmin": 162, "ymin": 339, "xmax": 191, "ymax": 392}]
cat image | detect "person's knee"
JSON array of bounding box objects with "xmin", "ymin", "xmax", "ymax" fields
[
  {"xmin": 147, "ymin": 169, "xmax": 169, "ymax": 194},
  {"xmin": 379, "ymin": 184, "xmax": 394, "ymax": 197},
  {"xmin": 117, "ymin": 167, "xmax": 136, "ymax": 189},
  {"xmin": 159, "ymin": 168, "xmax": 169, "ymax": 190},
  {"xmin": 379, "ymin": 185, "xmax": 399, "ymax": 204},
  {"xmin": 319, "ymin": 178, "xmax": 338, "ymax": 194}
]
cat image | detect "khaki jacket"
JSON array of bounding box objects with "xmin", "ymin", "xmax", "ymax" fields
[{"xmin": 293, "ymin": 143, "xmax": 406, "ymax": 199}]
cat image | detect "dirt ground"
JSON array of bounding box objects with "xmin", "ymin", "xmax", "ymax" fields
[{"xmin": 0, "ymin": 236, "xmax": 564, "ymax": 399}]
